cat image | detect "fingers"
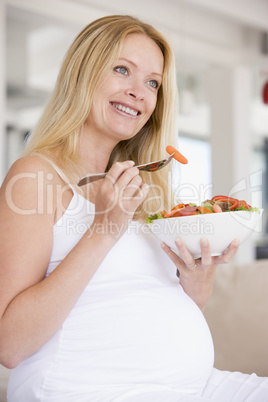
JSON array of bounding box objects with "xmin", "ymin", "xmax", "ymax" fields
[
  {"xmin": 105, "ymin": 161, "xmax": 138, "ymax": 189},
  {"xmin": 162, "ymin": 236, "xmax": 240, "ymax": 272},
  {"xmin": 106, "ymin": 161, "xmax": 148, "ymax": 197},
  {"xmin": 120, "ymin": 178, "xmax": 149, "ymax": 214},
  {"xmin": 215, "ymin": 238, "xmax": 240, "ymax": 264},
  {"xmin": 161, "ymin": 242, "xmax": 182, "ymax": 266},
  {"xmin": 122, "ymin": 174, "xmax": 142, "ymax": 198},
  {"xmin": 162, "ymin": 237, "xmax": 239, "ymax": 311},
  {"xmin": 161, "ymin": 240, "xmax": 197, "ymax": 275},
  {"xmin": 98, "ymin": 161, "xmax": 149, "ymax": 216},
  {"xmin": 174, "ymin": 238, "xmax": 197, "ymax": 269},
  {"xmin": 199, "ymin": 238, "xmax": 212, "ymax": 267}
]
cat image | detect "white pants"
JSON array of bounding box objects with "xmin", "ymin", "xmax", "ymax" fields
[
  {"xmin": 113, "ymin": 369, "xmax": 268, "ymax": 402},
  {"xmin": 7, "ymin": 368, "xmax": 268, "ymax": 401}
]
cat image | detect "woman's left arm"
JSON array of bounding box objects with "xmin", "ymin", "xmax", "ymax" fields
[{"xmin": 161, "ymin": 237, "xmax": 240, "ymax": 311}]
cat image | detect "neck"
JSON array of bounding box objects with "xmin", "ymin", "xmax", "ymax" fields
[{"xmin": 79, "ymin": 128, "xmax": 117, "ymax": 174}]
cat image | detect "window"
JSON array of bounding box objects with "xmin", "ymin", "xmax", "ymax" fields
[{"xmin": 172, "ymin": 135, "xmax": 212, "ymax": 205}]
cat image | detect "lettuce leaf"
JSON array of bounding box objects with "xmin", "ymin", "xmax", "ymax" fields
[
  {"xmin": 234, "ymin": 206, "xmax": 261, "ymax": 213},
  {"xmin": 146, "ymin": 213, "xmax": 164, "ymax": 223}
]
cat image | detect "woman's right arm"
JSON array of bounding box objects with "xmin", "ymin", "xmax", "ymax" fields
[{"xmin": 0, "ymin": 156, "xmax": 148, "ymax": 368}]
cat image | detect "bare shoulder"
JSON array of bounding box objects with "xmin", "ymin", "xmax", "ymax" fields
[
  {"xmin": 1, "ymin": 154, "xmax": 65, "ymax": 197},
  {"xmin": 0, "ymin": 155, "xmax": 62, "ymax": 218},
  {"xmin": 2, "ymin": 155, "xmax": 58, "ymax": 185},
  {"xmin": 1, "ymin": 154, "xmax": 74, "ymax": 225}
]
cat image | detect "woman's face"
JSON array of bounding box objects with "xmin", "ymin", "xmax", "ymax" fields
[{"xmin": 85, "ymin": 33, "xmax": 164, "ymax": 144}]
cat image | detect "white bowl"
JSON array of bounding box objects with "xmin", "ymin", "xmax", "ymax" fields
[{"xmin": 147, "ymin": 210, "xmax": 263, "ymax": 259}]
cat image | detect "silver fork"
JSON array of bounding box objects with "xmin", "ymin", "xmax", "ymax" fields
[{"xmin": 77, "ymin": 152, "xmax": 175, "ymax": 186}]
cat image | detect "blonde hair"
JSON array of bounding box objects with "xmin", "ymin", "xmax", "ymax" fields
[{"xmin": 24, "ymin": 15, "xmax": 179, "ymax": 219}]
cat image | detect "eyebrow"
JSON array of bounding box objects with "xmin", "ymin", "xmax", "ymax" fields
[{"xmin": 117, "ymin": 57, "xmax": 163, "ymax": 78}]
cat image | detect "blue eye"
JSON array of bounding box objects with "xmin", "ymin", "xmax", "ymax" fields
[
  {"xmin": 114, "ymin": 66, "xmax": 128, "ymax": 75},
  {"xmin": 148, "ymin": 80, "xmax": 159, "ymax": 89}
]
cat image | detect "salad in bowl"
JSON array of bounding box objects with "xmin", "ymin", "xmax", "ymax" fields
[{"xmin": 146, "ymin": 195, "xmax": 262, "ymax": 259}]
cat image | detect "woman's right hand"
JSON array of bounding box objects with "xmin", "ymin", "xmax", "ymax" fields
[{"xmin": 92, "ymin": 161, "xmax": 149, "ymax": 240}]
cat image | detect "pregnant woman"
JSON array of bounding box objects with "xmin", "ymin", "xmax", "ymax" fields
[{"xmin": 0, "ymin": 14, "xmax": 267, "ymax": 401}]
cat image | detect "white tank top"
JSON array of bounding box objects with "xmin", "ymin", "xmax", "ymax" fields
[{"xmin": 7, "ymin": 161, "xmax": 214, "ymax": 401}]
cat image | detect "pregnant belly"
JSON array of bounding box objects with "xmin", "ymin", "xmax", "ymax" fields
[{"xmin": 60, "ymin": 284, "xmax": 214, "ymax": 394}]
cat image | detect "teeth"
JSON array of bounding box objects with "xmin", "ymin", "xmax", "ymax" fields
[{"xmin": 113, "ymin": 103, "xmax": 138, "ymax": 116}]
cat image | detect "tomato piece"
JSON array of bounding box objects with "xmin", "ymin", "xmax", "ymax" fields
[
  {"xmin": 229, "ymin": 200, "xmax": 239, "ymax": 210},
  {"xmin": 237, "ymin": 200, "xmax": 251, "ymax": 209},
  {"xmin": 211, "ymin": 195, "xmax": 238, "ymax": 202},
  {"xmin": 211, "ymin": 195, "xmax": 239, "ymax": 210}
]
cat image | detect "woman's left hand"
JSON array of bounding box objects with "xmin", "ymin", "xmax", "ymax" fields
[{"xmin": 161, "ymin": 237, "xmax": 240, "ymax": 311}]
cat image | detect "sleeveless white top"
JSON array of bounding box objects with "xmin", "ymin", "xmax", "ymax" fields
[{"xmin": 7, "ymin": 165, "xmax": 214, "ymax": 401}]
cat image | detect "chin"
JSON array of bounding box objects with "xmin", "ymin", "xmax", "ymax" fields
[{"xmin": 111, "ymin": 128, "xmax": 140, "ymax": 142}]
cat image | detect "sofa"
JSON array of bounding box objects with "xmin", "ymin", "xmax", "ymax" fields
[
  {"xmin": 204, "ymin": 258, "xmax": 268, "ymax": 377},
  {"xmin": 0, "ymin": 259, "xmax": 267, "ymax": 401},
  {"xmin": 0, "ymin": 365, "xmax": 10, "ymax": 402}
]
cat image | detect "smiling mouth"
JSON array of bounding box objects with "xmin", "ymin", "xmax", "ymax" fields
[{"xmin": 111, "ymin": 102, "xmax": 140, "ymax": 116}]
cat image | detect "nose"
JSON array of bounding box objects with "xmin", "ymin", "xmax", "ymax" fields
[{"xmin": 125, "ymin": 80, "xmax": 145, "ymax": 100}]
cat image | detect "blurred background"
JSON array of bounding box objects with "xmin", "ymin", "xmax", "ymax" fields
[{"xmin": 0, "ymin": 0, "xmax": 268, "ymax": 263}]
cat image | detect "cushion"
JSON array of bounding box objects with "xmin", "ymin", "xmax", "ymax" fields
[
  {"xmin": 204, "ymin": 259, "xmax": 268, "ymax": 377},
  {"xmin": 0, "ymin": 365, "xmax": 10, "ymax": 402}
]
